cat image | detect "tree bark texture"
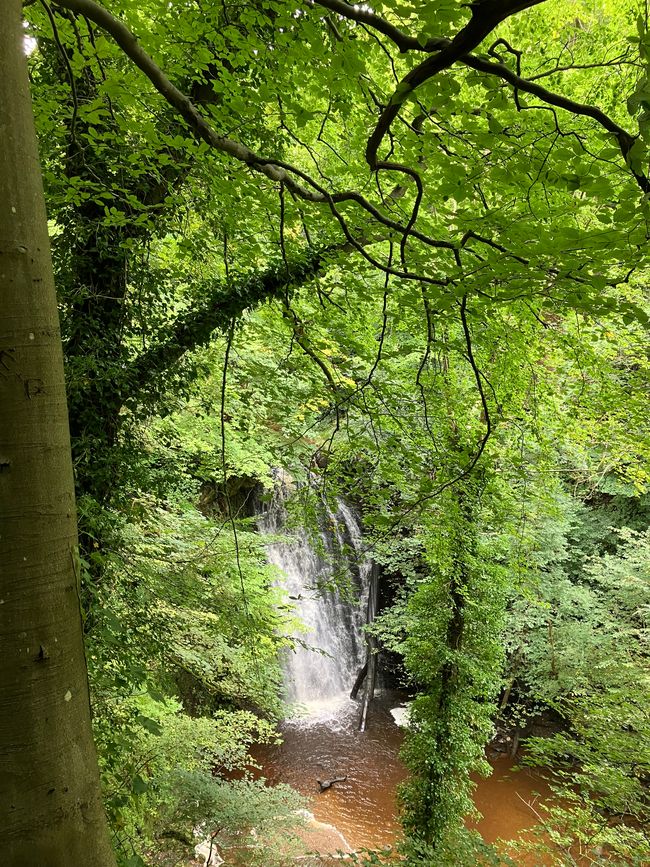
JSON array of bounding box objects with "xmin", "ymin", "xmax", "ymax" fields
[{"xmin": 0, "ymin": 3, "xmax": 116, "ymax": 863}]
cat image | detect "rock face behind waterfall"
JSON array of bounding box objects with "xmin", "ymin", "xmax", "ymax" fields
[{"xmin": 259, "ymin": 485, "xmax": 370, "ymax": 710}]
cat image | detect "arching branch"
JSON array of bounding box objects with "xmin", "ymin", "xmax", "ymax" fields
[
  {"xmin": 51, "ymin": 0, "xmax": 459, "ymax": 261},
  {"xmin": 310, "ymin": 0, "xmax": 648, "ymax": 193},
  {"xmin": 123, "ymin": 251, "xmax": 324, "ymax": 402}
]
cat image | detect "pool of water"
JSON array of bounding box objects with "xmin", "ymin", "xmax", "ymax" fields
[{"xmin": 252, "ymin": 690, "xmax": 554, "ymax": 857}]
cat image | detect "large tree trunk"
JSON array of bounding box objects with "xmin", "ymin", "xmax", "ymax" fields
[{"xmin": 0, "ymin": 3, "xmax": 116, "ymax": 863}]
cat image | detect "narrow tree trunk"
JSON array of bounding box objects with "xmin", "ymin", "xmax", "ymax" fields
[
  {"xmin": 509, "ymin": 727, "xmax": 520, "ymax": 759},
  {"xmin": 0, "ymin": 3, "xmax": 115, "ymax": 863},
  {"xmin": 359, "ymin": 562, "xmax": 379, "ymax": 732},
  {"xmin": 499, "ymin": 645, "xmax": 522, "ymax": 711},
  {"xmin": 350, "ymin": 661, "xmax": 368, "ymax": 700}
]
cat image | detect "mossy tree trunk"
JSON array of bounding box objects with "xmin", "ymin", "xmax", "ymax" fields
[{"xmin": 0, "ymin": 2, "xmax": 115, "ymax": 863}]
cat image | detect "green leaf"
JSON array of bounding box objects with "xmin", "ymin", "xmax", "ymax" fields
[
  {"xmin": 136, "ymin": 715, "xmax": 163, "ymax": 736},
  {"xmin": 132, "ymin": 774, "xmax": 148, "ymax": 795}
]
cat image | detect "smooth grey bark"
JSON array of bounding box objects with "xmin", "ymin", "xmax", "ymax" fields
[{"xmin": 0, "ymin": 2, "xmax": 116, "ymax": 863}]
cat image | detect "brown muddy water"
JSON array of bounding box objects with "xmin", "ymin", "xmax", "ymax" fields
[{"xmin": 253, "ymin": 691, "xmax": 554, "ymax": 857}]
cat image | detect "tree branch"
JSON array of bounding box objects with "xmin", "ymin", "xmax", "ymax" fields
[
  {"xmin": 463, "ymin": 54, "xmax": 648, "ymax": 192},
  {"xmin": 124, "ymin": 251, "xmax": 324, "ymax": 401},
  {"xmin": 366, "ymin": 1, "xmax": 553, "ymax": 168},
  {"xmin": 51, "ymin": 0, "xmax": 459, "ymax": 259},
  {"xmin": 310, "ymin": 0, "xmax": 648, "ymax": 192}
]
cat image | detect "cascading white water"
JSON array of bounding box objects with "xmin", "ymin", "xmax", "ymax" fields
[{"xmin": 260, "ymin": 487, "xmax": 370, "ymax": 715}]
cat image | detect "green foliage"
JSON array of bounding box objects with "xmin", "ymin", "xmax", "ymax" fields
[
  {"xmin": 162, "ymin": 774, "xmax": 305, "ymax": 866},
  {"xmin": 506, "ymin": 520, "xmax": 650, "ymax": 864},
  {"xmin": 96, "ymin": 690, "xmax": 302, "ymax": 864},
  {"xmin": 80, "ymin": 474, "xmax": 301, "ymax": 860},
  {"xmin": 348, "ymin": 829, "xmax": 515, "ymax": 866},
  {"xmin": 398, "ymin": 828, "xmax": 516, "ymax": 867},
  {"xmin": 380, "ymin": 480, "xmax": 509, "ymax": 851},
  {"xmin": 21, "ymin": 0, "xmax": 650, "ymax": 862},
  {"xmin": 87, "ymin": 493, "xmax": 292, "ymax": 712}
]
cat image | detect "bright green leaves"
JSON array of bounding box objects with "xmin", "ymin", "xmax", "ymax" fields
[
  {"xmin": 626, "ymin": 75, "xmax": 650, "ymax": 119},
  {"xmin": 399, "ymin": 0, "xmax": 469, "ymax": 36},
  {"xmin": 506, "ymin": 508, "xmax": 650, "ymax": 864},
  {"xmin": 625, "ymin": 137, "xmax": 648, "ymax": 173},
  {"xmin": 135, "ymin": 714, "xmax": 163, "ymax": 736},
  {"xmin": 486, "ymin": 114, "xmax": 504, "ymax": 135}
]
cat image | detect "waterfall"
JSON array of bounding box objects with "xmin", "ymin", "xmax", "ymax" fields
[{"xmin": 260, "ymin": 487, "xmax": 370, "ymax": 714}]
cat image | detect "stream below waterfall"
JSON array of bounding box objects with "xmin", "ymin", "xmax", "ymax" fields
[
  {"xmin": 253, "ymin": 692, "xmax": 554, "ymax": 860},
  {"xmin": 257, "ymin": 492, "xmax": 556, "ymax": 861}
]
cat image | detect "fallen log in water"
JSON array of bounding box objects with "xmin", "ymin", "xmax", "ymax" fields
[{"xmin": 316, "ymin": 776, "xmax": 347, "ymax": 792}]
